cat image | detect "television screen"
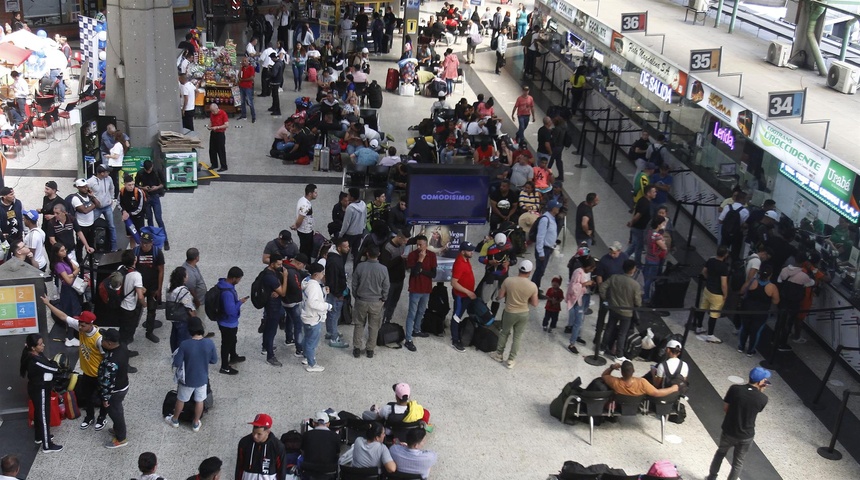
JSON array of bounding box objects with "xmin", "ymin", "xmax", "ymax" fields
[{"xmin": 406, "ymin": 165, "xmax": 489, "ymax": 225}]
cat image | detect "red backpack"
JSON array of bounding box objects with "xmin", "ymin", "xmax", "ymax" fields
[{"xmin": 647, "ymin": 460, "xmax": 679, "ymax": 478}]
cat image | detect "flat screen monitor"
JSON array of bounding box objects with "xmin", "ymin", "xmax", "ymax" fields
[{"xmin": 406, "ymin": 164, "xmax": 489, "ymax": 225}]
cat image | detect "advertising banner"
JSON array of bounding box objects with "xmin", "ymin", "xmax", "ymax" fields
[
  {"xmin": 406, "ymin": 171, "xmax": 489, "ymax": 225},
  {"xmin": 688, "ymin": 79, "xmax": 756, "ymax": 137},
  {"xmin": 611, "ymin": 36, "xmax": 687, "ymax": 96}
]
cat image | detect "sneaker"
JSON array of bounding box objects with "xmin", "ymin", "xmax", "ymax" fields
[
  {"xmin": 127, "ymin": 350, "xmax": 139, "ymax": 358},
  {"xmin": 366, "ymin": 350, "xmax": 374, "ymax": 358},
  {"xmin": 563, "ymin": 326, "xmax": 572, "ymax": 334},
  {"xmin": 567, "ymin": 345, "xmax": 579, "ymax": 355},
  {"xmin": 325, "ymin": 334, "xmax": 332, "ymax": 340},
  {"xmin": 267, "ymin": 357, "xmax": 283, "ymax": 367},
  {"xmin": 404, "ymin": 341, "xmax": 417, "ymax": 352},
  {"xmin": 294, "ymin": 351, "xmax": 305, "ymax": 358},
  {"xmin": 576, "ymin": 337, "xmax": 586, "ymax": 345},
  {"xmin": 547, "ymin": 328, "xmax": 553, "ymax": 333},
  {"xmin": 285, "ymin": 340, "xmax": 295, "ymax": 346},
  {"xmin": 746, "ymin": 351, "xmax": 755, "ymax": 357},
  {"xmin": 614, "ymin": 355, "xmax": 629, "ymax": 363},
  {"xmin": 453, "ymin": 342, "xmax": 465, "ymax": 352},
  {"xmin": 506, "ymin": 359, "xmax": 516, "ymax": 369},
  {"xmin": 261, "ymin": 346, "xmax": 277, "ymax": 355},
  {"xmin": 164, "ymin": 241, "xmax": 170, "ymax": 251},
  {"xmin": 413, "ymin": 331, "xmax": 430, "ymax": 338},
  {"xmin": 35, "ymin": 435, "xmax": 55, "ymax": 444},
  {"xmin": 127, "ymin": 365, "xmax": 138, "ymax": 374},
  {"xmin": 353, "ymin": 348, "xmax": 361, "ymax": 358},
  {"xmin": 64, "ymin": 338, "xmax": 80, "ymax": 347},
  {"xmin": 230, "ymin": 355, "xmax": 246, "ymax": 364},
  {"xmin": 791, "ymin": 336, "xmax": 807, "ymax": 344},
  {"xmin": 306, "ymin": 364, "xmax": 325, "ymax": 372},
  {"xmin": 737, "ymin": 348, "xmax": 744, "ymax": 353},
  {"xmin": 146, "ymin": 332, "xmax": 160, "ymax": 343},
  {"xmin": 219, "ymin": 367, "xmax": 239, "ymax": 375},
  {"xmin": 706, "ymin": 335, "xmax": 722, "ymax": 344},
  {"xmin": 164, "ymin": 415, "xmax": 179, "ymax": 428},
  {"xmin": 585, "ymin": 308, "xmax": 594, "ymax": 315},
  {"xmin": 695, "ymin": 327, "xmax": 707, "ymax": 335},
  {"xmin": 94, "ymin": 417, "xmax": 107, "ymax": 431},
  {"xmin": 777, "ymin": 344, "xmax": 793, "ymax": 352},
  {"xmin": 80, "ymin": 417, "xmax": 94, "ymax": 429},
  {"xmin": 192, "ymin": 420, "xmax": 201, "ymax": 433},
  {"xmin": 329, "ymin": 339, "xmax": 350, "ymax": 348},
  {"xmin": 301, "ymin": 358, "xmax": 309, "ymax": 365},
  {"xmin": 542, "ymin": 326, "xmax": 548, "ymax": 332},
  {"xmin": 489, "ymin": 351, "xmax": 504, "ymax": 362},
  {"xmin": 105, "ymin": 438, "xmax": 128, "ymax": 449},
  {"xmin": 42, "ymin": 444, "xmax": 63, "ymax": 453}
]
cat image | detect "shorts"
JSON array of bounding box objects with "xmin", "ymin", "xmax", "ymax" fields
[
  {"xmin": 176, "ymin": 384, "xmax": 207, "ymax": 402},
  {"xmin": 700, "ymin": 289, "xmax": 725, "ymax": 319}
]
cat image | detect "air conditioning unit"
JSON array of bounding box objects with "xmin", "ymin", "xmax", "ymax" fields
[
  {"xmin": 766, "ymin": 41, "xmax": 791, "ymax": 67},
  {"xmin": 827, "ymin": 60, "xmax": 859, "ymax": 94},
  {"xmin": 688, "ymin": 0, "xmax": 708, "ymax": 11}
]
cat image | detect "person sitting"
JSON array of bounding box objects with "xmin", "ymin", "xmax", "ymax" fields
[
  {"xmin": 379, "ymin": 146, "xmax": 401, "ymax": 167},
  {"xmin": 652, "ymin": 339, "xmax": 689, "ymax": 388},
  {"xmin": 430, "ymin": 91, "xmax": 451, "ymax": 117},
  {"xmin": 532, "ymin": 156, "xmax": 554, "ymax": 194},
  {"xmin": 271, "ymin": 119, "xmax": 295, "ymax": 157},
  {"xmin": 389, "ymin": 429, "xmax": 437, "ymax": 479},
  {"xmin": 370, "ymin": 383, "xmax": 429, "ymax": 439},
  {"xmin": 417, "ymin": 44, "xmax": 434, "ymax": 68},
  {"xmin": 319, "ymin": 89, "xmax": 342, "ymax": 118},
  {"xmin": 301, "ymin": 411, "xmax": 341, "ymax": 467},
  {"xmin": 342, "ymin": 422, "xmax": 397, "ymax": 474},
  {"xmin": 472, "ymin": 138, "xmax": 495, "ymax": 166},
  {"xmin": 602, "ymin": 360, "xmax": 680, "ymax": 397},
  {"xmin": 517, "ymin": 181, "xmax": 541, "ymax": 216}
]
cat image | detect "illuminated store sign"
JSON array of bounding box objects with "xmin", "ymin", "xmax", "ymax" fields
[
  {"xmin": 610, "ymin": 64, "xmax": 623, "ymax": 75},
  {"xmin": 713, "ymin": 121, "xmax": 735, "ymax": 150},
  {"xmin": 779, "ymin": 163, "xmax": 859, "ymax": 222},
  {"xmin": 688, "ymin": 79, "xmax": 756, "ymax": 137},
  {"xmin": 640, "ymin": 70, "xmax": 673, "ymax": 103}
]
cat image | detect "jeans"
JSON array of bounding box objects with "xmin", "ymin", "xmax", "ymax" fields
[
  {"xmin": 516, "ymin": 115, "xmax": 530, "ymax": 145},
  {"xmin": 352, "ymin": 299, "xmax": 383, "ymax": 351},
  {"xmin": 240, "ymin": 86, "xmax": 256, "ymax": 119},
  {"xmin": 643, "ymin": 260, "xmax": 661, "ymax": 301},
  {"xmin": 50, "ymin": 69, "xmax": 66, "ymax": 103},
  {"xmin": 285, "ymin": 304, "xmax": 303, "ymax": 352},
  {"xmin": 707, "ymin": 433, "xmax": 754, "ymax": 480},
  {"xmin": 404, "ymin": 292, "xmax": 430, "ymax": 341},
  {"xmin": 292, "ymin": 64, "xmax": 304, "ymax": 90},
  {"xmin": 263, "ymin": 303, "xmax": 285, "ymax": 360},
  {"xmin": 383, "ymin": 281, "xmax": 404, "ymax": 322},
  {"xmin": 143, "ymin": 195, "xmax": 167, "ymax": 243},
  {"xmin": 445, "ymin": 78, "xmax": 453, "ymax": 95},
  {"xmin": 219, "ymin": 325, "xmax": 238, "ymax": 369},
  {"xmin": 626, "ymin": 228, "xmax": 645, "ymax": 264},
  {"xmin": 517, "ymin": 23, "xmax": 527, "ymax": 39},
  {"xmin": 325, "ymin": 294, "xmax": 344, "ymax": 341},
  {"xmin": 466, "ymin": 43, "xmax": 477, "ymax": 62},
  {"xmin": 170, "ymin": 320, "xmax": 190, "ymax": 353},
  {"xmin": 451, "ymin": 296, "xmax": 474, "ymax": 344},
  {"xmin": 532, "ymin": 246, "xmax": 554, "ymax": 289},
  {"xmin": 302, "ymin": 322, "xmax": 323, "ymax": 366},
  {"xmin": 603, "ymin": 311, "xmax": 633, "ymax": 356},
  {"xmin": 356, "ymin": 30, "xmax": 368, "ymax": 50},
  {"xmin": 94, "ymin": 205, "xmax": 118, "ymax": 250},
  {"xmin": 496, "ymin": 310, "xmax": 529, "ymax": 360},
  {"xmin": 568, "ymin": 304, "xmax": 584, "ymax": 345},
  {"xmin": 105, "ymin": 388, "xmax": 128, "ymax": 441},
  {"xmin": 440, "ymin": 149, "xmax": 453, "ymax": 164},
  {"xmin": 143, "ymin": 289, "xmax": 158, "ymax": 332}
]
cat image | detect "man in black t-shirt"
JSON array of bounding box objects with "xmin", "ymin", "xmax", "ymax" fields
[
  {"xmin": 135, "ymin": 160, "xmax": 170, "ymax": 251},
  {"xmin": 135, "ymin": 233, "xmax": 165, "ymax": 343},
  {"xmin": 354, "ymin": 11, "xmax": 370, "ymax": 50},
  {"xmin": 707, "ymin": 367, "xmax": 770, "ymax": 480},
  {"xmin": 262, "ymin": 230, "xmax": 299, "ymax": 263},
  {"xmin": 489, "ymin": 180, "xmax": 519, "ymax": 231},
  {"xmin": 301, "ymin": 412, "xmax": 341, "ymax": 465},
  {"xmin": 625, "ymin": 185, "xmax": 655, "ymax": 264},
  {"xmin": 695, "ymin": 245, "xmax": 729, "ymax": 344},
  {"xmin": 575, "ymin": 193, "xmax": 599, "ymax": 246},
  {"xmin": 536, "ymin": 117, "xmax": 553, "ymax": 163}
]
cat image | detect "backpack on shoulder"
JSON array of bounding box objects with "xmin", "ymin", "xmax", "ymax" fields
[
  {"xmin": 250, "ymin": 269, "xmax": 273, "ymax": 310},
  {"xmin": 721, "ymin": 205, "xmax": 745, "ymax": 244},
  {"xmin": 527, "ymin": 215, "xmax": 548, "ymax": 244},
  {"xmin": 204, "ymin": 285, "xmax": 226, "ymax": 321},
  {"xmin": 97, "ymin": 267, "xmax": 133, "ymax": 309}
]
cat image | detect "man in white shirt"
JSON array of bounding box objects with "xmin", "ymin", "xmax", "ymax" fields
[
  {"xmin": 652, "ymin": 339, "xmax": 689, "ymax": 388},
  {"xmin": 71, "ymin": 178, "xmax": 101, "ymax": 260},
  {"xmin": 292, "ymin": 183, "xmax": 317, "ymax": 259},
  {"xmin": 22, "ymin": 210, "xmax": 47, "ymax": 271},
  {"xmin": 259, "ymin": 43, "xmax": 276, "ymax": 97},
  {"xmin": 11, "ymin": 70, "xmax": 28, "ymax": 114},
  {"xmin": 179, "ymin": 73, "xmax": 196, "ymax": 131},
  {"xmin": 246, "ymin": 38, "xmax": 259, "ymax": 59},
  {"xmin": 339, "ymin": 16, "xmax": 354, "ymax": 52},
  {"xmin": 278, "ymin": 2, "xmax": 291, "ymax": 46},
  {"xmin": 87, "ymin": 165, "xmax": 118, "ymax": 251},
  {"xmin": 119, "ymin": 250, "xmax": 145, "ymax": 364},
  {"xmin": 0, "ymin": 454, "xmax": 21, "ymax": 480}
]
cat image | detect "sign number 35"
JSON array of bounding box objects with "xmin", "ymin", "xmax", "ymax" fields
[{"xmin": 689, "ymin": 48, "xmax": 721, "ymax": 72}]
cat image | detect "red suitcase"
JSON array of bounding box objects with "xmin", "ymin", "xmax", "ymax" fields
[{"xmin": 385, "ymin": 68, "xmax": 399, "ymax": 92}]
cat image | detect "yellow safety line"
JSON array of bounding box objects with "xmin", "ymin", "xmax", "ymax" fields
[{"xmin": 197, "ymin": 161, "xmax": 220, "ymax": 180}]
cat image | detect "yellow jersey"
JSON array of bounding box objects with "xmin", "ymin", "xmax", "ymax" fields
[{"xmin": 79, "ymin": 328, "xmax": 103, "ymax": 377}]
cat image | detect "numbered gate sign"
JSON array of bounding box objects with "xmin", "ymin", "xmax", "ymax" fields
[
  {"xmin": 620, "ymin": 12, "xmax": 647, "ymax": 33},
  {"xmin": 690, "ymin": 48, "xmax": 721, "ymax": 72},
  {"xmin": 767, "ymin": 90, "xmax": 805, "ymax": 119}
]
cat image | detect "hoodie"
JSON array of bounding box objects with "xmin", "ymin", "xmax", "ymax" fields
[
  {"xmin": 235, "ymin": 431, "xmax": 287, "ymax": 480},
  {"xmin": 301, "ymin": 277, "xmax": 332, "ymax": 326},
  {"xmin": 339, "ymin": 200, "xmax": 367, "ymax": 236},
  {"xmin": 283, "ymin": 261, "xmax": 307, "ymax": 305},
  {"xmin": 324, "ymin": 250, "xmax": 348, "ymax": 297},
  {"xmin": 217, "ymin": 278, "xmax": 244, "ymax": 328}
]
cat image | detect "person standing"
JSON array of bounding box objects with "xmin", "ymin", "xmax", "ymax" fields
[
  {"xmin": 70, "ymin": 178, "xmax": 100, "ymax": 261},
  {"xmin": 292, "ymin": 183, "xmax": 317, "ymax": 260},
  {"xmin": 643, "ymin": 215, "xmax": 668, "ymax": 304},
  {"xmin": 179, "ymin": 74, "xmax": 196, "ymax": 131},
  {"xmin": 23, "ymin": 210, "xmax": 48, "ymax": 271},
  {"xmin": 261, "ymin": 254, "xmax": 288, "ymax": 367},
  {"xmin": 283, "ymin": 254, "xmax": 309, "ymax": 356},
  {"xmin": 566, "ymin": 256, "xmax": 596, "ymax": 355},
  {"xmin": 118, "ymin": 250, "xmax": 145, "ymax": 366},
  {"xmin": 626, "ymin": 185, "xmax": 656, "ymax": 265},
  {"xmin": 236, "ymin": 414, "xmax": 288, "ymax": 478},
  {"xmin": 440, "ymin": 49, "xmax": 460, "ymax": 96},
  {"xmin": 599, "ymin": 259, "xmax": 641, "ymax": 362},
  {"xmin": 323, "ymin": 238, "xmax": 350, "ymax": 348},
  {"xmin": 277, "ymin": 2, "xmax": 291, "ymax": 46},
  {"xmin": 301, "ymin": 263, "xmax": 332, "ymax": 372},
  {"xmin": 0, "ymin": 186, "xmax": 23, "ymax": 242},
  {"xmin": 339, "ymin": 188, "xmax": 367, "ymax": 260},
  {"xmin": 575, "ymin": 193, "xmax": 599, "ymax": 246},
  {"xmin": 549, "ymin": 117, "xmax": 568, "ymax": 180},
  {"xmin": 237, "ymin": 57, "xmax": 256, "ymax": 123},
  {"xmin": 268, "ymin": 53, "xmax": 285, "ymax": 117},
  {"xmin": 568, "ymin": 65, "xmax": 587, "ymax": 117},
  {"xmin": 182, "ymin": 248, "xmax": 207, "ymax": 321},
  {"xmin": 10, "ymin": 71, "xmax": 28, "ymax": 115},
  {"xmin": 355, "ymin": 9, "xmax": 370, "ymax": 50},
  {"xmin": 706, "ymin": 367, "xmax": 771, "ymax": 480},
  {"xmin": 134, "ymin": 233, "xmax": 164, "ymax": 344},
  {"xmin": 491, "ymin": 7, "xmax": 502, "ymax": 37},
  {"xmin": 536, "ymin": 117, "xmax": 553, "ymax": 165},
  {"xmin": 694, "ymin": 245, "xmax": 730, "ymax": 344},
  {"xmin": 403, "ymin": 235, "xmax": 436, "ymax": 352},
  {"xmin": 351, "ymin": 246, "xmax": 390, "ymax": 359},
  {"xmin": 738, "ymin": 264, "xmax": 779, "ymax": 357},
  {"xmin": 216, "ymin": 267, "xmax": 248, "ymax": 374},
  {"xmin": 477, "ymin": 233, "xmax": 511, "ymax": 316},
  {"xmin": 206, "ymin": 103, "xmax": 229, "ymax": 172},
  {"xmin": 119, "ymin": 175, "xmax": 146, "ymax": 250},
  {"xmin": 88, "ymin": 166, "xmax": 119, "ymax": 251},
  {"xmin": 451, "ymin": 242, "xmax": 478, "ymax": 352},
  {"xmin": 165, "ymin": 318, "xmax": 218, "ymax": 433},
  {"xmin": 379, "ymin": 230, "xmax": 409, "ymax": 324},
  {"xmin": 98, "ymin": 328, "xmax": 131, "ymax": 449},
  {"xmin": 134, "ymin": 160, "xmax": 170, "ymax": 250},
  {"xmin": 465, "ymin": 20, "xmax": 479, "ymax": 64},
  {"xmin": 532, "ymin": 200, "xmax": 561, "ymax": 294},
  {"xmin": 494, "ymin": 26, "xmax": 508, "ymax": 75},
  {"xmin": 489, "ymin": 260, "xmax": 539, "ymax": 369},
  {"xmin": 510, "ymin": 86, "xmax": 535, "ymax": 147},
  {"xmin": 19, "ymin": 333, "xmax": 63, "ymax": 453}
]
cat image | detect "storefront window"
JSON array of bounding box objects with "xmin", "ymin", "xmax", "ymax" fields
[{"xmin": 24, "ymin": 0, "xmax": 79, "ymax": 26}]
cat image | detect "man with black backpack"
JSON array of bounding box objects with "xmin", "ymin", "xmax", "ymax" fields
[
  {"xmin": 719, "ymin": 190, "xmax": 749, "ymax": 261},
  {"xmin": 135, "ymin": 233, "xmax": 164, "ymax": 344},
  {"xmin": 118, "ymin": 250, "xmax": 145, "ymax": 371},
  {"xmin": 214, "ymin": 266, "xmax": 248, "ymax": 375},
  {"xmin": 652, "ymin": 339, "xmax": 688, "ymax": 388}
]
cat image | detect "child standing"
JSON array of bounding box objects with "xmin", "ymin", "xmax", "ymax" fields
[{"xmin": 542, "ymin": 276, "xmax": 564, "ymax": 332}]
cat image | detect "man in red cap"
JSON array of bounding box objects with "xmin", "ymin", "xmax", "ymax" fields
[{"xmin": 235, "ymin": 414, "xmax": 288, "ymax": 479}]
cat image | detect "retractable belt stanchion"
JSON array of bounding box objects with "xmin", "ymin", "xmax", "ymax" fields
[{"xmin": 817, "ymin": 390, "xmax": 859, "ymax": 461}]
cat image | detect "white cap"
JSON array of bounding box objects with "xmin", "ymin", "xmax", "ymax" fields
[
  {"xmin": 519, "ymin": 260, "xmax": 534, "ymax": 273},
  {"xmin": 666, "ymin": 340, "xmax": 682, "ymax": 350},
  {"xmin": 361, "ymin": 47, "xmax": 369, "ymax": 54},
  {"xmin": 765, "ymin": 210, "xmax": 779, "ymax": 221},
  {"xmin": 494, "ymin": 233, "xmax": 507, "ymax": 245},
  {"xmin": 370, "ymin": 139, "xmax": 379, "ymax": 148},
  {"xmin": 314, "ymin": 411, "xmax": 329, "ymax": 424},
  {"xmin": 73, "ymin": 178, "xmax": 87, "ymax": 188}
]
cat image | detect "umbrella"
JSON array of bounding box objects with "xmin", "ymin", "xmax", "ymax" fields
[
  {"xmin": 0, "ymin": 42, "xmax": 31, "ymax": 67},
  {"xmin": 1, "ymin": 30, "xmax": 60, "ymax": 51}
]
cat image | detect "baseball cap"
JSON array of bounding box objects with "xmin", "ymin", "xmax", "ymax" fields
[
  {"xmin": 438, "ymin": 91, "xmax": 446, "ymax": 99},
  {"xmin": 73, "ymin": 178, "xmax": 87, "ymax": 188},
  {"xmin": 494, "ymin": 233, "xmax": 507, "ymax": 245},
  {"xmin": 460, "ymin": 241, "xmax": 476, "ymax": 252},
  {"xmin": 45, "ymin": 180, "xmax": 58, "ymax": 191},
  {"xmin": 519, "ymin": 259, "xmax": 534, "ymax": 273},
  {"xmin": 23, "ymin": 209, "xmax": 39, "ymax": 222},
  {"xmin": 361, "ymin": 47, "xmax": 369, "ymax": 54},
  {"xmin": 394, "ymin": 383, "xmax": 411, "ymax": 400},
  {"xmin": 666, "ymin": 339, "xmax": 682, "ymax": 350},
  {"xmin": 370, "ymin": 139, "xmax": 379, "ymax": 148},
  {"xmin": 101, "ymin": 328, "xmax": 120, "ymax": 343},
  {"xmin": 279, "ymin": 230, "xmax": 292, "ymax": 242},
  {"xmin": 750, "ymin": 367, "xmax": 772, "ymax": 385},
  {"xmin": 547, "ymin": 200, "xmax": 562, "ymax": 210},
  {"xmin": 74, "ymin": 311, "xmax": 97, "ymax": 324},
  {"xmin": 248, "ymin": 413, "xmax": 273, "ymax": 428},
  {"xmin": 140, "ymin": 232, "xmax": 153, "ymax": 243},
  {"xmin": 314, "ymin": 411, "xmax": 330, "ymax": 424},
  {"xmin": 765, "ymin": 210, "xmax": 779, "ymax": 221},
  {"xmin": 609, "ymin": 241, "xmax": 624, "ymax": 252},
  {"xmin": 644, "ymin": 162, "xmax": 657, "ymax": 170},
  {"xmin": 293, "ymin": 253, "xmax": 310, "ymax": 265}
]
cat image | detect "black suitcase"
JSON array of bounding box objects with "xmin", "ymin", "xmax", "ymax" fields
[
  {"xmin": 379, "ymin": 34, "xmax": 391, "ymax": 54},
  {"xmin": 162, "ymin": 384, "xmax": 213, "ymax": 422},
  {"xmin": 93, "ymin": 217, "xmax": 109, "ymax": 253},
  {"xmin": 471, "ymin": 325, "xmax": 499, "ymax": 352},
  {"xmin": 377, "ymin": 320, "xmax": 405, "ymax": 347},
  {"xmin": 459, "ymin": 318, "xmax": 476, "ymax": 347},
  {"xmin": 421, "ymin": 310, "xmax": 446, "ymax": 336}
]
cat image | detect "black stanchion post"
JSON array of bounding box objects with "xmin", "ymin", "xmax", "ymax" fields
[
  {"xmin": 817, "ymin": 390, "xmax": 853, "ymax": 460},
  {"xmin": 760, "ymin": 310, "xmax": 786, "ymax": 370},
  {"xmin": 584, "ymin": 300, "xmax": 608, "ymax": 366},
  {"xmin": 673, "ymin": 201, "xmax": 683, "ymax": 227},
  {"xmin": 809, "ymin": 345, "xmax": 844, "ymax": 410},
  {"xmin": 576, "ymin": 128, "xmax": 588, "ymax": 169},
  {"xmin": 680, "ymin": 307, "xmax": 696, "ymax": 351},
  {"xmin": 591, "ymin": 119, "xmax": 600, "ymax": 156},
  {"xmin": 601, "ymin": 111, "xmax": 612, "ymax": 144},
  {"xmin": 684, "ymin": 203, "xmax": 698, "ymax": 251}
]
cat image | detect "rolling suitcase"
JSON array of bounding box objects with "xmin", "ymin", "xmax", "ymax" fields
[
  {"xmin": 162, "ymin": 384, "xmax": 213, "ymax": 422},
  {"xmin": 320, "ymin": 147, "xmax": 330, "ymax": 172},
  {"xmin": 385, "ymin": 68, "xmax": 399, "ymax": 92},
  {"xmin": 379, "ymin": 34, "xmax": 391, "ymax": 54}
]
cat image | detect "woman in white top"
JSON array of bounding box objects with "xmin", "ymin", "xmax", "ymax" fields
[
  {"xmin": 342, "ymin": 94, "xmax": 360, "ymax": 118},
  {"xmin": 300, "ymin": 23, "xmax": 315, "ymax": 46},
  {"xmin": 166, "ymin": 266, "xmax": 196, "ymax": 352},
  {"xmin": 104, "ymin": 130, "xmax": 127, "ymax": 169}
]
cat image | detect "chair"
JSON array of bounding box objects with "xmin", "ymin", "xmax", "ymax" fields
[
  {"xmin": 610, "ymin": 393, "xmax": 647, "ymax": 417},
  {"xmin": 339, "ymin": 465, "xmax": 380, "ymax": 480},
  {"xmin": 343, "ymin": 164, "xmax": 368, "ymax": 191},
  {"xmin": 1, "ymin": 123, "xmax": 28, "ymax": 156},
  {"xmin": 650, "ymin": 392, "xmax": 682, "ymax": 444},
  {"xmin": 367, "ymin": 165, "xmax": 391, "ymax": 190},
  {"xmin": 383, "ymin": 472, "xmax": 423, "ymax": 480},
  {"xmin": 31, "ymin": 112, "xmax": 54, "ymax": 140},
  {"xmin": 301, "ymin": 461, "xmax": 338, "ymax": 480},
  {"xmin": 451, "ymin": 68, "xmax": 465, "ymax": 95},
  {"xmin": 562, "ymin": 390, "xmax": 613, "ymax": 445},
  {"xmin": 354, "ymin": 82, "xmax": 368, "ymax": 107}
]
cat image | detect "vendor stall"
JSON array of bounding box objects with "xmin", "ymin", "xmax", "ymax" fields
[
  {"xmin": 0, "ymin": 43, "xmax": 32, "ymax": 99},
  {"xmin": 188, "ymin": 39, "xmax": 240, "ymax": 115}
]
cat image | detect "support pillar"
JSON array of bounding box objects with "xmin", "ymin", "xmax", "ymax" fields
[{"xmin": 105, "ymin": 0, "xmax": 182, "ymax": 147}]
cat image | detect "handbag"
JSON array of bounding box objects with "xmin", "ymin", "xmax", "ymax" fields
[
  {"xmin": 71, "ymin": 277, "xmax": 87, "ymax": 295},
  {"xmin": 166, "ymin": 289, "xmax": 192, "ymax": 323}
]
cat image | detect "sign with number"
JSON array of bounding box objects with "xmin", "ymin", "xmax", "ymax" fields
[
  {"xmin": 767, "ymin": 90, "xmax": 805, "ymax": 119},
  {"xmin": 620, "ymin": 12, "xmax": 647, "ymax": 33},
  {"xmin": 0, "ymin": 285, "xmax": 38, "ymax": 337},
  {"xmin": 689, "ymin": 48, "xmax": 721, "ymax": 72}
]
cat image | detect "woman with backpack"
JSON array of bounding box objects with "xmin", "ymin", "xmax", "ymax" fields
[
  {"xmin": 52, "ymin": 243, "xmax": 82, "ymax": 347},
  {"xmin": 643, "ymin": 215, "xmax": 668, "ymax": 304},
  {"xmin": 166, "ymin": 266, "xmax": 196, "ymax": 352},
  {"xmin": 738, "ymin": 264, "xmax": 779, "ymax": 356}
]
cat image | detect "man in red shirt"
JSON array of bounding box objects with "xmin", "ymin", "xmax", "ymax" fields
[
  {"xmin": 451, "ymin": 241, "xmax": 477, "ymax": 352},
  {"xmin": 237, "ymin": 57, "xmax": 256, "ymax": 123},
  {"xmin": 510, "ymin": 86, "xmax": 535, "ymax": 146},
  {"xmin": 403, "ymin": 235, "xmax": 436, "ymax": 352},
  {"xmin": 206, "ymin": 104, "xmax": 229, "ymax": 172}
]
